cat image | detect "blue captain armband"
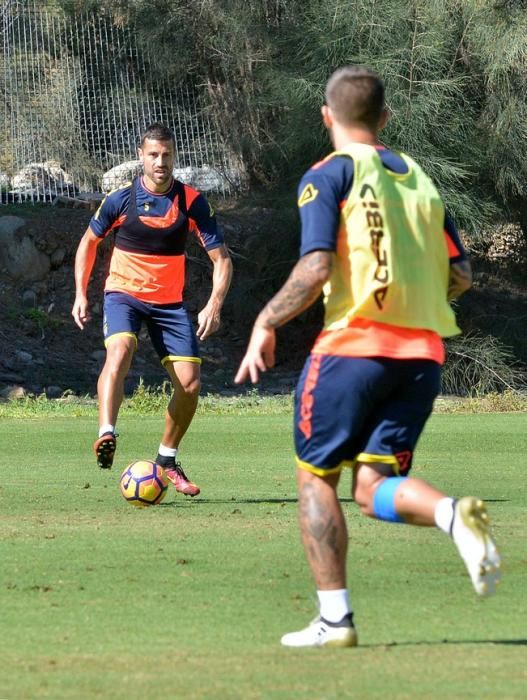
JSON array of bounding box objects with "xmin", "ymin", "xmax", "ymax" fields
[{"xmin": 373, "ymin": 476, "xmax": 407, "ymax": 523}]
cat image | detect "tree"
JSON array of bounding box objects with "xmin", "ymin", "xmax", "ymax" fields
[{"xmin": 58, "ymin": 0, "xmax": 527, "ymax": 236}]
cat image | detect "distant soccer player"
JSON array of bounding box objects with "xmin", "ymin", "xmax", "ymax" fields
[
  {"xmin": 235, "ymin": 66, "xmax": 501, "ymax": 647},
  {"xmin": 72, "ymin": 123, "xmax": 232, "ymax": 497}
]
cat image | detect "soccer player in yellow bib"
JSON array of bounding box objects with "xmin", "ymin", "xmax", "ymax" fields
[{"xmin": 235, "ymin": 66, "xmax": 501, "ymax": 648}]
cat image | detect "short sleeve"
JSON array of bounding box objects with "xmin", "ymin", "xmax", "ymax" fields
[
  {"xmin": 187, "ymin": 191, "xmax": 224, "ymax": 251},
  {"xmin": 298, "ymin": 171, "xmax": 341, "ymax": 256},
  {"xmin": 89, "ymin": 188, "xmax": 129, "ymax": 238}
]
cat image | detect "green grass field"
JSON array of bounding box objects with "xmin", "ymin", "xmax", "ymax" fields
[{"xmin": 0, "ymin": 408, "xmax": 525, "ymax": 699}]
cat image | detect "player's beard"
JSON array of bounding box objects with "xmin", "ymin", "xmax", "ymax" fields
[
  {"xmin": 154, "ymin": 169, "xmax": 170, "ymax": 183},
  {"xmin": 149, "ymin": 169, "xmax": 172, "ymax": 191}
]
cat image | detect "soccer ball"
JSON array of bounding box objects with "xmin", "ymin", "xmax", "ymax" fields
[{"xmin": 119, "ymin": 460, "xmax": 168, "ymax": 507}]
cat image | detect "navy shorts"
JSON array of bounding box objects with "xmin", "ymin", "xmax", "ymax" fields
[
  {"xmin": 103, "ymin": 292, "xmax": 200, "ymax": 366},
  {"xmin": 294, "ymin": 354, "xmax": 441, "ymax": 476}
]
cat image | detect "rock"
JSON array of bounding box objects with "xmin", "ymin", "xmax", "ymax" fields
[
  {"xmin": 50, "ymin": 248, "xmax": 66, "ymax": 268},
  {"xmin": 0, "ymin": 385, "xmax": 27, "ymax": 400},
  {"xmin": 172, "ymin": 166, "xmax": 195, "ymax": 184},
  {"xmin": 31, "ymin": 281, "xmax": 49, "ymax": 296},
  {"xmin": 102, "ymin": 160, "xmax": 142, "ymax": 192},
  {"xmin": 76, "ymin": 192, "xmax": 104, "ymax": 206},
  {"xmin": 15, "ymin": 350, "xmax": 33, "ymax": 363},
  {"xmin": 52, "ymin": 194, "xmax": 101, "ymax": 211},
  {"xmin": 0, "ymin": 357, "xmax": 17, "ymax": 371},
  {"xmin": 10, "ymin": 161, "xmax": 76, "ymax": 200},
  {"xmin": 0, "ymin": 215, "xmax": 25, "ymax": 237},
  {"xmin": 22, "ymin": 289, "xmax": 38, "ymax": 308},
  {"xmin": 101, "ymin": 162, "xmax": 242, "ymax": 194},
  {"xmin": 45, "ymin": 385, "xmax": 63, "ymax": 398},
  {"xmin": 173, "ymin": 165, "xmax": 244, "ymax": 192},
  {"xmin": 187, "ymin": 165, "xmax": 241, "ymax": 193},
  {"xmin": 0, "ymin": 371, "xmax": 24, "ymax": 382},
  {"xmin": 0, "ymin": 216, "xmax": 51, "ymax": 281}
]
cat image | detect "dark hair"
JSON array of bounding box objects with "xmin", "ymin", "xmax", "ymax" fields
[
  {"xmin": 139, "ymin": 123, "xmax": 175, "ymax": 147},
  {"xmin": 325, "ymin": 66, "xmax": 385, "ymax": 128}
]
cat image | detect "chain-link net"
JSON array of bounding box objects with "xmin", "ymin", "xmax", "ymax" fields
[{"xmin": 0, "ymin": 0, "xmax": 242, "ymax": 203}]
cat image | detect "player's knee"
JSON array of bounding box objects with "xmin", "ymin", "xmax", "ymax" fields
[
  {"xmin": 352, "ymin": 479, "xmax": 377, "ymax": 516},
  {"xmin": 104, "ymin": 338, "xmax": 135, "ymax": 372},
  {"xmin": 352, "ymin": 465, "xmax": 386, "ymax": 515},
  {"xmin": 177, "ymin": 375, "xmax": 201, "ymax": 398},
  {"xmin": 188, "ymin": 377, "xmax": 201, "ymax": 397}
]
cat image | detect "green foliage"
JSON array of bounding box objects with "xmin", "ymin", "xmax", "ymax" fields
[
  {"xmin": 436, "ymin": 389, "xmax": 527, "ymax": 414},
  {"xmin": 0, "ymin": 393, "xmax": 95, "ymax": 419},
  {"xmin": 263, "ymin": 0, "xmax": 500, "ymax": 229},
  {"xmin": 122, "ymin": 379, "xmax": 294, "ymax": 416},
  {"xmin": 1, "ymin": 376, "xmax": 525, "ymax": 420},
  {"xmin": 460, "ymin": 0, "xmax": 527, "ymax": 204},
  {"xmin": 19, "ymin": 307, "xmax": 61, "ymax": 329},
  {"xmin": 50, "ymin": 0, "xmax": 527, "ymax": 234},
  {"xmin": 5, "ymin": 306, "xmax": 64, "ymax": 341},
  {"xmin": 26, "ymin": 1, "xmax": 527, "ymax": 232},
  {"xmin": 0, "ymin": 387, "xmax": 295, "ymax": 419}
]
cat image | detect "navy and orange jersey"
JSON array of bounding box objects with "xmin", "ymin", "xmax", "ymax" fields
[
  {"xmin": 297, "ymin": 146, "xmax": 468, "ymax": 364},
  {"xmin": 89, "ymin": 177, "xmax": 224, "ymax": 304}
]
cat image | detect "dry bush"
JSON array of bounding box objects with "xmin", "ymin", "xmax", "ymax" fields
[{"xmin": 443, "ymin": 333, "xmax": 526, "ymax": 396}]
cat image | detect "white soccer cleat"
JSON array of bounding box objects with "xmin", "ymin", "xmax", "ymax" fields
[
  {"xmin": 451, "ymin": 497, "xmax": 501, "ymax": 597},
  {"xmin": 281, "ymin": 615, "xmax": 358, "ymax": 648}
]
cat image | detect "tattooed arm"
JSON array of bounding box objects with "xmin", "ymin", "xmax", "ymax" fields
[
  {"xmin": 448, "ymin": 259, "xmax": 472, "ymax": 301},
  {"xmin": 235, "ymin": 250, "xmax": 333, "ymax": 384},
  {"xmin": 258, "ymin": 250, "xmax": 332, "ymax": 329}
]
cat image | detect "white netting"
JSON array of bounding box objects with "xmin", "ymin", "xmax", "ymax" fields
[{"xmin": 0, "ymin": 0, "xmax": 242, "ymax": 203}]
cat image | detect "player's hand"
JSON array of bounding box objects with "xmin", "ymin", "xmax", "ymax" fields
[
  {"xmin": 72, "ymin": 294, "xmax": 91, "ymax": 330},
  {"xmin": 196, "ymin": 303, "xmax": 221, "ymax": 341},
  {"xmin": 235, "ymin": 325, "xmax": 276, "ymax": 384}
]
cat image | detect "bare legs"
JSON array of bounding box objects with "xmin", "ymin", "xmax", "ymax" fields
[
  {"xmin": 297, "ymin": 462, "xmax": 447, "ymax": 592},
  {"xmin": 352, "ymin": 461, "xmax": 445, "ymax": 526},
  {"xmin": 297, "ymin": 470, "xmax": 348, "ymax": 590},
  {"xmin": 97, "ymin": 336, "xmax": 200, "ymax": 448},
  {"xmin": 97, "ymin": 336, "xmax": 136, "ymax": 428},
  {"xmin": 161, "ymin": 360, "xmax": 201, "ymax": 449}
]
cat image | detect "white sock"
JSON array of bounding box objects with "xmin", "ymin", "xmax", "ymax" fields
[
  {"xmin": 99, "ymin": 424, "xmax": 115, "ymax": 438},
  {"xmin": 317, "ymin": 589, "xmax": 351, "ymax": 623},
  {"xmin": 158, "ymin": 444, "xmax": 178, "ymax": 458},
  {"xmin": 434, "ymin": 497, "xmax": 455, "ymax": 535}
]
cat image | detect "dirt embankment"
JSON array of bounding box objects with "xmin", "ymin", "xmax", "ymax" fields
[{"xmin": 0, "ymin": 205, "xmax": 525, "ymax": 398}]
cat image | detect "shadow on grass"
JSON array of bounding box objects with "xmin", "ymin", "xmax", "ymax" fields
[
  {"xmin": 374, "ymin": 638, "xmax": 527, "ymax": 648},
  {"xmin": 193, "ymin": 498, "xmax": 510, "ymax": 504},
  {"xmin": 159, "ymin": 497, "xmax": 356, "ymax": 506},
  {"xmin": 160, "ymin": 497, "xmax": 509, "ymax": 507}
]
